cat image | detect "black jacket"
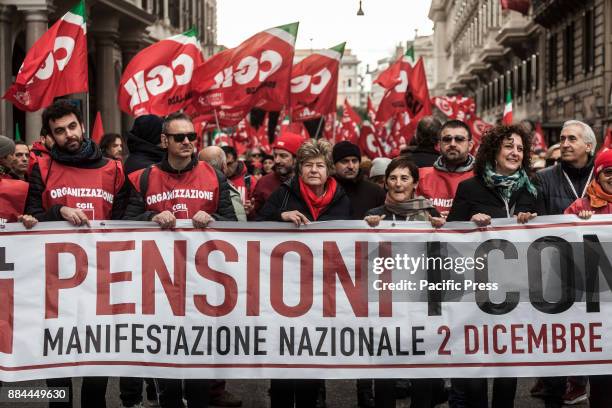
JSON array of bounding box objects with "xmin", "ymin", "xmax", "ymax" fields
[
  {"xmin": 123, "ymin": 155, "xmax": 237, "ymax": 222},
  {"xmin": 124, "ymin": 133, "xmax": 166, "ymax": 175},
  {"xmin": 401, "ymin": 147, "xmax": 439, "ymax": 168},
  {"xmin": 26, "ymin": 154, "xmax": 129, "ymax": 222},
  {"xmin": 447, "ymin": 175, "xmax": 540, "ymax": 222},
  {"xmin": 258, "ymin": 176, "xmax": 351, "ymax": 221},
  {"xmin": 534, "ymin": 159, "xmax": 594, "ymax": 215},
  {"xmin": 334, "ymin": 174, "xmax": 386, "ymax": 220}
]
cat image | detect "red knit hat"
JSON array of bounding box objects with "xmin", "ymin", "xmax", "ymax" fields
[
  {"xmin": 595, "ymin": 148, "xmax": 612, "ymax": 178},
  {"xmin": 272, "ymin": 132, "xmax": 303, "ymax": 156}
]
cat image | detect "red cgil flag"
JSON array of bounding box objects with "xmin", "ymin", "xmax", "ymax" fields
[
  {"xmin": 91, "ymin": 111, "xmax": 104, "ymax": 144},
  {"xmin": 118, "ymin": 28, "xmax": 204, "ymax": 117},
  {"xmin": 291, "ymin": 42, "xmax": 345, "ymax": 122},
  {"xmin": 532, "ymin": 122, "xmax": 548, "ymax": 152},
  {"xmin": 405, "ymin": 58, "xmax": 433, "ymax": 119},
  {"xmin": 603, "ymin": 127, "xmax": 612, "ymax": 149},
  {"xmin": 3, "ymin": 1, "xmax": 88, "ymax": 112},
  {"xmin": 339, "ymin": 98, "xmax": 361, "ymax": 144},
  {"xmin": 374, "ymin": 52, "xmax": 413, "ymax": 123},
  {"xmin": 191, "ymin": 22, "xmax": 299, "ymax": 127},
  {"xmin": 501, "ymin": 0, "xmax": 530, "ymax": 16}
]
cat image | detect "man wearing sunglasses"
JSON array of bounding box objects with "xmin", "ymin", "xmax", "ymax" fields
[
  {"xmin": 124, "ymin": 112, "xmax": 237, "ymax": 229},
  {"xmin": 417, "ymin": 120, "xmax": 475, "ymax": 216},
  {"xmin": 123, "ymin": 112, "xmax": 236, "ymax": 408}
]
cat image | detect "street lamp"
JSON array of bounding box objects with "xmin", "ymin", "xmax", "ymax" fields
[{"xmin": 357, "ymin": 0, "xmax": 364, "ymax": 16}]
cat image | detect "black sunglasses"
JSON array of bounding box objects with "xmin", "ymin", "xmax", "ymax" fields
[
  {"xmin": 166, "ymin": 132, "xmax": 197, "ymax": 143},
  {"xmin": 440, "ymin": 135, "xmax": 469, "ymax": 143}
]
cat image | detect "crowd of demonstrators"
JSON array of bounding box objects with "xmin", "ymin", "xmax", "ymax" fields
[{"xmin": 5, "ymin": 103, "xmax": 612, "ymax": 408}]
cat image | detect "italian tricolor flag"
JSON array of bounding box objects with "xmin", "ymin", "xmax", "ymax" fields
[{"xmin": 502, "ymin": 89, "xmax": 513, "ymax": 125}]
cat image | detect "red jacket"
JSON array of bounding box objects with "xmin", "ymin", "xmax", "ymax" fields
[
  {"xmin": 417, "ymin": 167, "xmax": 474, "ymax": 213},
  {"xmin": 250, "ymin": 171, "xmax": 284, "ymax": 218},
  {"xmin": 0, "ymin": 178, "xmax": 28, "ymax": 222},
  {"xmin": 229, "ymin": 161, "xmax": 256, "ymax": 204},
  {"xmin": 28, "ymin": 141, "xmax": 50, "ymax": 175},
  {"xmin": 564, "ymin": 197, "xmax": 612, "ymax": 215}
]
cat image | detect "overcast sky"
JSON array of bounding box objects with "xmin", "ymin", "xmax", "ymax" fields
[{"xmin": 217, "ymin": 0, "xmax": 434, "ymax": 71}]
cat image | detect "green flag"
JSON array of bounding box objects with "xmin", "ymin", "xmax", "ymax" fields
[
  {"xmin": 15, "ymin": 123, "xmax": 21, "ymax": 142},
  {"xmin": 406, "ymin": 46, "xmax": 415, "ymax": 64}
]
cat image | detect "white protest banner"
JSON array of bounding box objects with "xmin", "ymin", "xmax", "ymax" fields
[{"xmin": 1, "ymin": 215, "xmax": 612, "ymax": 381}]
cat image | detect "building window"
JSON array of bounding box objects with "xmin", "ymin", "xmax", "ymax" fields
[
  {"xmin": 563, "ymin": 22, "xmax": 575, "ymax": 81},
  {"xmin": 583, "ymin": 9, "xmax": 595, "ymax": 73},
  {"xmin": 526, "ymin": 58, "xmax": 532, "ymax": 95},
  {"xmin": 548, "ymin": 33, "xmax": 558, "ymax": 87},
  {"xmin": 348, "ymin": 79, "xmax": 352, "ymax": 88}
]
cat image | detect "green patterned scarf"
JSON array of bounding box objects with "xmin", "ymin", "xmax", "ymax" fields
[{"xmin": 483, "ymin": 162, "xmax": 537, "ymax": 201}]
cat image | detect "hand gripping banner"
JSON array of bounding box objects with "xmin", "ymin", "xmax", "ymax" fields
[{"xmin": 1, "ymin": 216, "xmax": 612, "ymax": 381}]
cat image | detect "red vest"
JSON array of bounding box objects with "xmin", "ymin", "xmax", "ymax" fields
[
  {"xmin": 129, "ymin": 161, "xmax": 220, "ymax": 219},
  {"xmin": 417, "ymin": 167, "xmax": 474, "ymax": 213},
  {"xmin": 38, "ymin": 156, "xmax": 124, "ymax": 220},
  {"xmin": 0, "ymin": 178, "xmax": 28, "ymax": 223}
]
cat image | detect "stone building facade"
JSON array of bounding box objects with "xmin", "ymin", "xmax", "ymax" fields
[
  {"xmin": 429, "ymin": 0, "xmax": 611, "ymax": 143},
  {"xmin": 0, "ymin": 0, "xmax": 217, "ymax": 143}
]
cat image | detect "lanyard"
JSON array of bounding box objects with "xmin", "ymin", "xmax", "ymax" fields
[{"xmin": 562, "ymin": 168, "xmax": 593, "ymax": 200}]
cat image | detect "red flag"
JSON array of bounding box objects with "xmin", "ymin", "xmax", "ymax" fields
[
  {"xmin": 118, "ymin": 28, "xmax": 203, "ymax": 117},
  {"xmin": 467, "ymin": 116, "xmax": 493, "ymax": 154},
  {"xmin": 3, "ymin": 1, "xmax": 88, "ymax": 112},
  {"xmin": 321, "ymin": 112, "xmax": 337, "ymax": 142},
  {"xmin": 91, "ymin": 111, "xmax": 104, "ymax": 144},
  {"xmin": 432, "ymin": 96, "xmax": 456, "ymax": 118},
  {"xmin": 359, "ymin": 121, "xmax": 384, "ymax": 159},
  {"xmin": 339, "ymin": 98, "xmax": 361, "ymax": 144},
  {"xmin": 191, "ymin": 22, "xmax": 298, "ymax": 127},
  {"xmin": 603, "ymin": 128, "xmax": 612, "ymax": 149},
  {"xmin": 374, "ymin": 54, "xmax": 412, "ymax": 123},
  {"xmin": 501, "ymin": 0, "xmax": 530, "ymax": 15},
  {"xmin": 532, "ymin": 122, "xmax": 548, "ymax": 152},
  {"xmin": 405, "ymin": 58, "xmax": 433, "ymax": 119},
  {"xmin": 367, "ymin": 96, "xmax": 376, "ymax": 122},
  {"xmin": 291, "ymin": 43, "xmax": 344, "ymax": 122}
]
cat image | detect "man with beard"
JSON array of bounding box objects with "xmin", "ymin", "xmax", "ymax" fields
[
  {"xmin": 332, "ymin": 141, "xmax": 385, "ymax": 219},
  {"xmin": 250, "ymin": 131, "xmax": 303, "ymax": 218},
  {"xmin": 124, "ymin": 112, "xmax": 236, "ymax": 408},
  {"xmin": 417, "ymin": 120, "xmax": 475, "ymax": 216},
  {"xmin": 25, "ymin": 100, "xmax": 128, "ymax": 408}
]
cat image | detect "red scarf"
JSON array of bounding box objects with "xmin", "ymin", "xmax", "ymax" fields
[{"xmin": 298, "ymin": 176, "xmax": 337, "ymax": 221}]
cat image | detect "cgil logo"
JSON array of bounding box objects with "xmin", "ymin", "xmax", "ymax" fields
[
  {"xmin": 211, "ymin": 50, "xmax": 282, "ymax": 89},
  {"xmin": 24, "ymin": 36, "xmax": 76, "ymax": 84},
  {"xmin": 291, "ymin": 68, "xmax": 332, "ymax": 95},
  {"xmin": 123, "ymin": 53, "xmax": 195, "ymax": 110}
]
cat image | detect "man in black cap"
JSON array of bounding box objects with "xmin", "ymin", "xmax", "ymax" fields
[
  {"xmin": 332, "ymin": 140, "xmax": 385, "ymax": 220},
  {"xmin": 123, "ymin": 114, "xmax": 165, "ymax": 174}
]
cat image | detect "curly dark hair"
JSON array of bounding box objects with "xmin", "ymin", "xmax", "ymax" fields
[{"xmin": 474, "ymin": 124, "xmax": 532, "ymax": 177}]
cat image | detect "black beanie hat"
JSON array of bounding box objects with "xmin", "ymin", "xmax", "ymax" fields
[
  {"xmin": 130, "ymin": 114, "xmax": 163, "ymax": 145},
  {"xmin": 332, "ymin": 140, "xmax": 361, "ymax": 163}
]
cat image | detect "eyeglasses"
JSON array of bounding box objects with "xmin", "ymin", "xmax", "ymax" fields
[
  {"xmin": 166, "ymin": 132, "xmax": 197, "ymax": 143},
  {"xmin": 601, "ymin": 168, "xmax": 612, "ymax": 177},
  {"xmin": 440, "ymin": 135, "xmax": 469, "ymax": 143}
]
